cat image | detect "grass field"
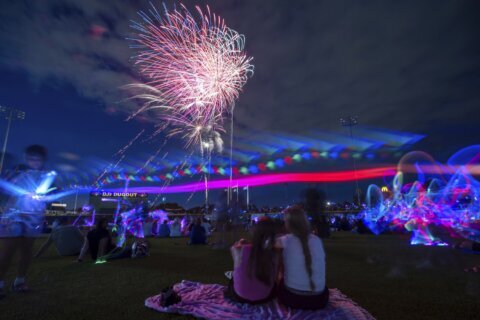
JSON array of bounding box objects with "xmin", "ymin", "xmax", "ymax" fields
[{"xmin": 1, "ymin": 232, "xmax": 480, "ymax": 320}]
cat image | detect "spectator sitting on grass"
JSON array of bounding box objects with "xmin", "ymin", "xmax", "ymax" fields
[
  {"xmin": 189, "ymin": 218, "xmax": 207, "ymax": 245},
  {"xmin": 77, "ymin": 218, "xmax": 115, "ymax": 262},
  {"xmin": 201, "ymin": 218, "xmax": 212, "ymax": 236},
  {"xmin": 275, "ymin": 205, "xmax": 329, "ymax": 310},
  {"xmin": 224, "ymin": 217, "xmax": 279, "ymax": 304},
  {"xmin": 170, "ymin": 218, "xmax": 181, "ymax": 237},
  {"xmin": 157, "ymin": 220, "xmax": 170, "ymax": 238},
  {"xmin": 143, "ymin": 218, "xmax": 153, "ymax": 238},
  {"xmin": 182, "ymin": 217, "xmax": 191, "ymax": 236},
  {"xmin": 35, "ymin": 217, "xmax": 84, "ymax": 258}
]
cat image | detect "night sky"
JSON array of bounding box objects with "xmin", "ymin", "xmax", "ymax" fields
[{"xmin": 0, "ymin": 0, "xmax": 479, "ymax": 208}]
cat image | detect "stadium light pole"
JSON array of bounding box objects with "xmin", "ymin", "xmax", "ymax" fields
[
  {"xmin": 340, "ymin": 116, "xmax": 361, "ymax": 207},
  {"xmin": 0, "ymin": 106, "xmax": 26, "ymax": 175},
  {"xmin": 73, "ymin": 185, "xmax": 79, "ymax": 213}
]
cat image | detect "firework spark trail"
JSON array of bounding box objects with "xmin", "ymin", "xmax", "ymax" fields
[
  {"xmin": 127, "ymin": 3, "xmax": 253, "ymax": 149},
  {"xmin": 115, "ymin": 129, "xmax": 145, "ymax": 157},
  {"xmin": 122, "ymin": 3, "xmax": 253, "ymax": 209},
  {"xmin": 163, "ymin": 112, "xmax": 225, "ymax": 151},
  {"xmin": 131, "ymin": 4, "xmax": 253, "ymax": 112},
  {"xmin": 94, "ymin": 154, "xmax": 126, "ymax": 185},
  {"xmin": 136, "ymin": 145, "xmax": 164, "ymax": 174},
  {"xmin": 95, "ymin": 129, "xmax": 148, "ymax": 186}
]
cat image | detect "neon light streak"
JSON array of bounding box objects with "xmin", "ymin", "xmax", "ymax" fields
[
  {"xmin": 105, "ymin": 167, "xmax": 396, "ymax": 194},
  {"xmin": 35, "ymin": 171, "xmax": 57, "ymax": 195},
  {"xmin": 362, "ymin": 146, "xmax": 480, "ymax": 246}
]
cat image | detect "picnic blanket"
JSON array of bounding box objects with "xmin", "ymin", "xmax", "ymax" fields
[{"xmin": 145, "ymin": 281, "xmax": 376, "ymax": 320}]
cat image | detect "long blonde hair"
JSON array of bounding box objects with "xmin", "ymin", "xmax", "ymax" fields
[{"xmin": 284, "ymin": 206, "xmax": 315, "ymax": 291}]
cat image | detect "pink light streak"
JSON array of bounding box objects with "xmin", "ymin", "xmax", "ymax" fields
[{"xmin": 106, "ymin": 167, "xmax": 397, "ymax": 194}]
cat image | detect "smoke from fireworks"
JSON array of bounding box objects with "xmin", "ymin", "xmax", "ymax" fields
[{"xmin": 127, "ymin": 3, "xmax": 254, "ymax": 149}]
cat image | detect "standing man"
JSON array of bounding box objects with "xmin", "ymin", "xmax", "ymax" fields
[{"xmin": 0, "ymin": 145, "xmax": 51, "ymax": 298}]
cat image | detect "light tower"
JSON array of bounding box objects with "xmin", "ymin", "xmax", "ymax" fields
[
  {"xmin": 340, "ymin": 116, "xmax": 361, "ymax": 207},
  {"xmin": 0, "ymin": 106, "xmax": 26, "ymax": 175}
]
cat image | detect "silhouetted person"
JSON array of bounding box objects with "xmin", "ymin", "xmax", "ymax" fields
[
  {"xmin": 303, "ymin": 185, "xmax": 330, "ymax": 238},
  {"xmin": 157, "ymin": 220, "xmax": 170, "ymax": 238},
  {"xmin": 189, "ymin": 218, "xmax": 207, "ymax": 245},
  {"xmin": 78, "ymin": 218, "xmax": 115, "ymax": 262}
]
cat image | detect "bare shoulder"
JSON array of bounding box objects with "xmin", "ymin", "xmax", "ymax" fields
[{"xmin": 275, "ymin": 234, "xmax": 287, "ymax": 248}]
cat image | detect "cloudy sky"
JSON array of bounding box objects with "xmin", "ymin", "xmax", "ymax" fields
[{"xmin": 0, "ymin": 0, "xmax": 479, "ymax": 206}]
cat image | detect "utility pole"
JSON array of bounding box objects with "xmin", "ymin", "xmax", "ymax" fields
[
  {"xmin": 0, "ymin": 106, "xmax": 26, "ymax": 175},
  {"xmin": 340, "ymin": 116, "xmax": 361, "ymax": 207}
]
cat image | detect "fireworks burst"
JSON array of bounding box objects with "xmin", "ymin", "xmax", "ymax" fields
[{"xmin": 127, "ymin": 3, "xmax": 254, "ymax": 149}]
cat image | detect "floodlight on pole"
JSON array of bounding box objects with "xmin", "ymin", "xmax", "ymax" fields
[
  {"xmin": 340, "ymin": 115, "xmax": 361, "ymax": 206},
  {"xmin": 0, "ymin": 106, "xmax": 26, "ymax": 175},
  {"xmin": 73, "ymin": 185, "xmax": 79, "ymax": 213}
]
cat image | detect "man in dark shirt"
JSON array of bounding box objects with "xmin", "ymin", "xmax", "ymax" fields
[{"xmin": 78, "ymin": 218, "xmax": 115, "ymax": 262}]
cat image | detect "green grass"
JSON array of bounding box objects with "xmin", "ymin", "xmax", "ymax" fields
[{"xmin": 2, "ymin": 233, "xmax": 480, "ymax": 320}]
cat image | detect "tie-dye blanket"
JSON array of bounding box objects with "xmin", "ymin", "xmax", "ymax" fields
[{"xmin": 145, "ymin": 281, "xmax": 375, "ymax": 320}]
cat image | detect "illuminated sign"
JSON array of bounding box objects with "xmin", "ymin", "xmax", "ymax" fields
[
  {"xmin": 90, "ymin": 191, "xmax": 148, "ymax": 198},
  {"xmin": 381, "ymin": 186, "xmax": 389, "ymax": 192},
  {"xmin": 51, "ymin": 203, "xmax": 67, "ymax": 207}
]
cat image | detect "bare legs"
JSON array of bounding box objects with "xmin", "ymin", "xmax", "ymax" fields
[
  {"xmin": 0, "ymin": 239, "xmax": 17, "ymax": 282},
  {"xmin": 78, "ymin": 237, "xmax": 89, "ymax": 261},
  {"xmin": 17, "ymin": 238, "xmax": 34, "ymax": 278},
  {"xmin": 0, "ymin": 237, "xmax": 36, "ymax": 283},
  {"xmin": 97, "ymin": 238, "xmax": 109, "ymax": 258}
]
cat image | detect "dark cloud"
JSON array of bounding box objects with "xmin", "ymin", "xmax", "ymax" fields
[
  {"xmin": 0, "ymin": 0, "xmax": 139, "ymax": 113},
  {"xmin": 230, "ymin": 1, "xmax": 480, "ymax": 135}
]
